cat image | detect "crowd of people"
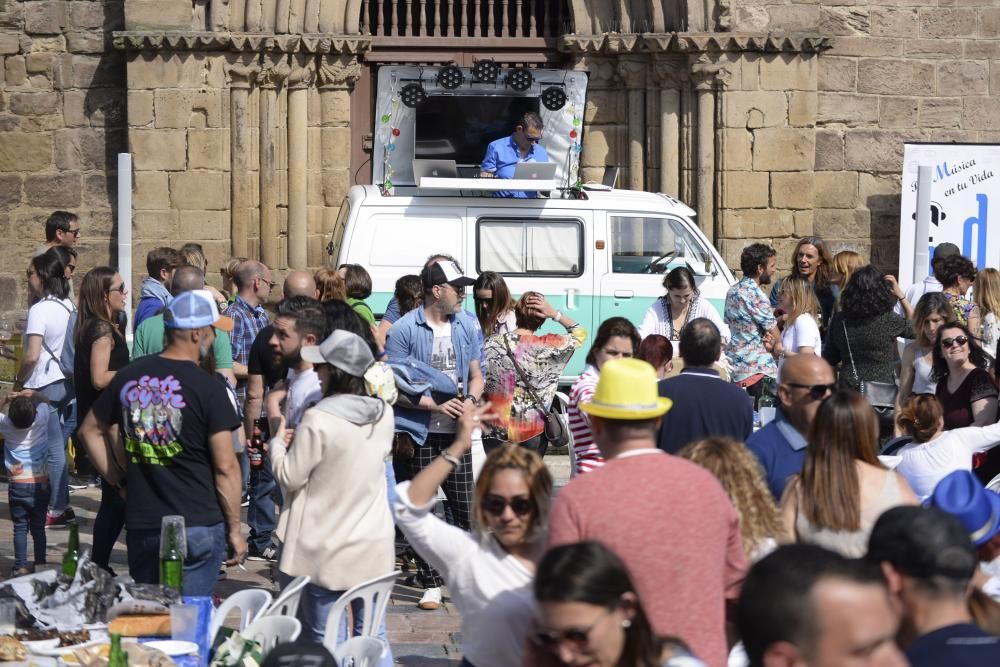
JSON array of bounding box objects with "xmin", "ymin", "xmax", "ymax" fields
[{"xmin": 5, "ymin": 211, "xmax": 1000, "ymax": 666}]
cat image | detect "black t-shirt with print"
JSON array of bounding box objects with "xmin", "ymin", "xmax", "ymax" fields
[{"xmin": 91, "ymin": 355, "xmax": 241, "ymax": 529}]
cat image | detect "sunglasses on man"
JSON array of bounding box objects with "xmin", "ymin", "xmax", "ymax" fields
[{"xmin": 783, "ymin": 382, "xmax": 836, "ymax": 400}]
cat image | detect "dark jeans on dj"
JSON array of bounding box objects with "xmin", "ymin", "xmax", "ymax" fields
[
  {"xmin": 8, "ymin": 482, "xmax": 49, "ymax": 569},
  {"xmin": 248, "ymin": 457, "xmax": 283, "ymax": 553},
  {"xmin": 126, "ymin": 521, "xmax": 226, "ymax": 596}
]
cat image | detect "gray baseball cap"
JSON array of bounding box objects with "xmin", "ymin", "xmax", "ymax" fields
[{"xmin": 301, "ymin": 330, "xmax": 375, "ymax": 377}]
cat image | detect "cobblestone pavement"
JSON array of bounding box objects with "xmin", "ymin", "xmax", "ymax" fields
[{"xmin": 0, "ymin": 454, "xmax": 571, "ymax": 666}]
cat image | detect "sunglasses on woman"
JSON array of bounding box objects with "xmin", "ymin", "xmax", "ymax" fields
[
  {"xmin": 533, "ymin": 607, "xmax": 614, "ymax": 650},
  {"xmin": 482, "ymin": 494, "xmax": 533, "ymax": 517},
  {"xmin": 941, "ymin": 335, "xmax": 969, "ymax": 348}
]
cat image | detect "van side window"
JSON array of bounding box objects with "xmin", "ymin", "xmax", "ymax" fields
[
  {"xmin": 609, "ymin": 215, "xmax": 710, "ymax": 274},
  {"xmin": 477, "ymin": 218, "xmax": 583, "ymax": 276}
]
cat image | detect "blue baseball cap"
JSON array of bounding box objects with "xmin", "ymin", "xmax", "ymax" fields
[
  {"xmin": 164, "ymin": 289, "xmax": 234, "ymax": 332},
  {"xmin": 929, "ymin": 470, "xmax": 1000, "ymax": 547}
]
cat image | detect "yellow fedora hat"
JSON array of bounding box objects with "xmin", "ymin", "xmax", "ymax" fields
[{"xmin": 580, "ymin": 358, "xmax": 673, "ymax": 420}]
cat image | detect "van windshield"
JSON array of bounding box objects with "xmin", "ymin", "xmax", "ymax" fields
[{"xmin": 609, "ymin": 215, "xmax": 711, "ymax": 274}]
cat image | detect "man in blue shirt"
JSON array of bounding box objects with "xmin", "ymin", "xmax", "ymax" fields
[
  {"xmin": 745, "ymin": 354, "xmax": 835, "ymax": 500},
  {"xmin": 867, "ymin": 506, "xmax": 1000, "ymax": 666},
  {"xmin": 479, "ymin": 111, "xmax": 549, "ymax": 198}
]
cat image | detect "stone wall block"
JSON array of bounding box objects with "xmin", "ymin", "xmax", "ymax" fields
[
  {"xmin": 72, "ymin": 54, "xmax": 122, "ymax": 88},
  {"xmin": 879, "ymin": 97, "xmax": 919, "ymax": 129},
  {"xmin": 179, "ymin": 211, "xmax": 230, "ymax": 240},
  {"xmin": 983, "ymin": 8, "xmax": 1000, "ymax": 38},
  {"xmin": 814, "ymin": 172, "xmax": 859, "ymax": 208},
  {"xmin": 814, "ymin": 208, "xmax": 871, "ymax": 239},
  {"xmin": 771, "ymin": 172, "xmax": 815, "ymax": 210},
  {"xmin": 320, "ymin": 127, "xmax": 351, "ymax": 169},
  {"xmin": 9, "ymin": 92, "xmax": 59, "ymax": 116},
  {"xmin": 25, "ymin": 52, "xmax": 55, "ymax": 77},
  {"xmin": 69, "ymin": 1, "xmax": 115, "ymax": 30},
  {"xmin": 0, "ymin": 175, "xmax": 23, "ymax": 207},
  {"xmin": 818, "ymin": 57, "xmax": 857, "ymax": 92},
  {"xmin": 188, "ymin": 128, "xmax": 230, "ymax": 170},
  {"xmin": 133, "ymin": 171, "xmax": 169, "ymax": 210},
  {"xmin": 319, "ymin": 89, "xmax": 351, "ymax": 126},
  {"xmin": 722, "ymin": 171, "xmax": 769, "ymax": 209},
  {"xmin": 154, "ymin": 89, "xmax": 223, "ymax": 129},
  {"xmin": 870, "ymin": 7, "xmax": 918, "ymax": 37},
  {"xmin": 753, "ymin": 128, "xmax": 815, "ymax": 171},
  {"xmin": 125, "ymin": 0, "xmax": 193, "ymax": 31},
  {"xmin": 760, "ymin": 54, "xmax": 817, "ymax": 92},
  {"xmin": 794, "ymin": 210, "xmax": 814, "ymax": 237},
  {"xmin": 937, "ymin": 60, "xmax": 989, "ymax": 97},
  {"xmin": 129, "ymin": 53, "xmax": 206, "ymax": 90},
  {"xmin": 24, "ymin": 173, "xmax": 82, "ymax": 208},
  {"xmin": 788, "ymin": 92, "xmax": 817, "ymax": 127},
  {"xmin": 25, "ymin": 1, "xmax": 65, "ymax": 35},
  {"xmin": 904, "ymin": 39, "xmax": 963, "ymax": 59},
  {"xmin": 66, "ymin": 32, "xmax": 105, "ymax": 54},
  {"xmin": 169, "ymin": 171, "xmax": 228, "ymax": 210},
  {"xmin": 844, "ymin": 130, "xmax": 908, "ymax": 172},
  {"xmin": 133, "ymin": 211, "xmax": 179, "ymax": 241},
  {"xmin": 62, "ymin": 88, "xmax": 123, "ymax": 127},
  {"xmin": 128, "ymin": 90, "xmax": 154, "ymax": 127},
  {"xmin": 818, "ymin": 93, "xmax": 878, "ymax": 126},
  {"xmin": 765, "ymin": 5, "xmax": 820, "ymax": 33},
  {"xmin": 723, "ymin": 91, "xmax": 787, "ymax": 129},
  {"xmin": 55, "ymin": 128, "xmax": 107, "ymax": 170},
  {"xmin": 963, "ymin": 97, "xmax": 1000, "ymax": 131},
  {"xmin": 0, "ymin": 133, "xmax": 52, "ymax": 171},
  {"xmin": 830, "ymin": 37, "xmax": 902, "ymax": 58},
  {"xmin": 964, "ymin": 42, "xmax": 1000, "ymax": 61},
  {"xmin": 721, "ymin": 209, "xmax": 795, "ymax": 239},
  {"xmin": 859, "ymin": 173, "xmax": 902, "ymax": 212},
  {"xmin": 919, "ymin": 8, "xmax": 977, "ymax": 38},
  {"xmin": 819, "ymin": 7, "xmax": 870, "ymax": 36},
  {"xmin": 919, "ymin": 98, "xmax": 962, "ymax": 129},
  {"xmin": 858, "ymin": 59, "xmax": 935, "ymax": 96},
  {"xmin": 5, "ymin": 56, "xmax": 26, "ymax": 86},
  {"xmin": 584, "ymin": 89, "xmax": 625, "ymax": 125},
  {"xmin": 722, "ymin": 129, "xmax": 752, "ymax": 170},
  {"xmin": 129, "ymin": 129, "xmax": 187, "ymax": 171},
  {"xmin": 322, "ymin": 171, "xmax": 350, "ymax": 207},
  {"xmin": 740, "ymin": 55, "xmax": 759, "ymax": 91},
  {"xmin": 0, "ymin": 34, "xmax": 20, "ymax": 55}
]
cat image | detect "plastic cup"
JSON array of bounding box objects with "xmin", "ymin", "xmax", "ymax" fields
[
  {"xmin": 170, "ymin": 604, "xmax": 200, "ymax": 643},
  {"xmin": 0, "ymin": 599, "xmax": 16, "ymax": 634}
]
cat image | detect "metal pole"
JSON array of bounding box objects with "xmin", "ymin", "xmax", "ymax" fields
[
  {"xmin": 117, "ymin": 153, "xmax": 134, "ymax": 346},
  {"xmin": 913, "ymin": 164, "xmax": 932, "ymax": 284}
]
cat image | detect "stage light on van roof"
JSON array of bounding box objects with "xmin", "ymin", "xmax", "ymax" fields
[
  {"xmin": 472, "ymin": 59, "xmax": 499, "ymax": 83},
  {"xmin": 506, "ymin": 67, "xmax": 533, "ymax": 92},
  {"xmin": 400, "ymin": 82, "xmax": 427, "ymax": 108},
  {"xmin": 541, "ymin": 86, "xmax": 567, "ymax": 111},
  {"xmin": 437, "ymin": 65, "xmax": 464, "ymax": 90}
]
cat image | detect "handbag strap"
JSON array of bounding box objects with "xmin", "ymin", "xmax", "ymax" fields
[
  {"xmin": 842, "ymin": 319, "xmax": 860, "ymax": 384},
  {"xmin": 503, "ymin": 337, "xmax": 547, "ymax": 416}
]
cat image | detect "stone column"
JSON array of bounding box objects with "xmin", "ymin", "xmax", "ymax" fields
[
  {"xmin": 317, "ymin": 54, "xmax": 361, "ymax": 253},
  {"xmin": 617, "ymin": 57, "xmax": 646, "ymax": 192},
  {"xmin": 690, "ymin": 57, "xmax": 726, "ymax": 244},
  {"xmin": 228, "ymin": 58, "xmax": 256, "ymax": 258},
  {"xmin": 653, "ymin": 59, "xmax": 684, "ymax": 197},
  {"xmin": 287, "ymin": 56, "xmax": 315, "ymax": 270},
  {"xmin": 259, "ymin": 55, "xmax": 290, "ymax": 269}
]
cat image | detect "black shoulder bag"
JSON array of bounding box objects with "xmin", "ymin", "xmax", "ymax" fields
[{"xmin": 503, "ymin": 338, "xmax": 570, "ymax": 447}]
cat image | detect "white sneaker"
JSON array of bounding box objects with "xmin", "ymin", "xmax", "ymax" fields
[{"xmin": 417, "ymin": 586, "xmax": 442, "ymax": 610}]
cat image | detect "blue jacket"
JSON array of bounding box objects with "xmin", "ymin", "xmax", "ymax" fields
[
  {"xmin": 385, "ymin": 307, "xmax": 481, "ymax": 445},
  {"xmin": 389, "ymin": 358, "xmax": 458, "ymax": 399},
  {"xmin": 656, "ymin": 368, "xmax": 753, "ymax": 454}
]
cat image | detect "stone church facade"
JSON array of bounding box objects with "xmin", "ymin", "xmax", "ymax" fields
[{"xmin": 1, "ymin": 0, "xmax": 998, "ymax": 315}]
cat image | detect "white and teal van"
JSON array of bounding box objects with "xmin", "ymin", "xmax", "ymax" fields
[{"xmin": 328, "ymin": 184, "xmax": 736, "ymax": 378}]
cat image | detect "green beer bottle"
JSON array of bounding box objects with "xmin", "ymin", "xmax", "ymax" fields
[
  {"xmin": 108, "ymin": 633, "xmax": 128, "ymax": 667},
  {"xmin": 159, "ymin": 521, "xmax": 184, "ymax": 592},
  {"xmin": 62, "ymin": 522, "xmax": 80, "ymax": 577}
]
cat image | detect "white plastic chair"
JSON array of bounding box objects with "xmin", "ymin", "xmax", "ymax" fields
[
  {"xmin": 332, "ymin": 636, "xmax": 386, "ymax": 667},
  {"xmin": 320, "ymin": 571, "xmax": 399, "ymax": 656},
  {"xmin": 264, "ymin": 575, "xmax": 311, "ymax": 618},
  {"xmin": 209, "ymin": 588, "xmax": 273, "ymax": 643},
  {"xmin": 242, "ymin": 615, "xmax": 301, "ymax": 653}
]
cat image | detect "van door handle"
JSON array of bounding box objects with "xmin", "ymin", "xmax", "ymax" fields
[
  {"xmin": 566, "ymin": 288, "xmax": 578, "ymax": 310},
  {"xmin": 614, "ymin": 290, "xmax": 634, "ymax": 299}
]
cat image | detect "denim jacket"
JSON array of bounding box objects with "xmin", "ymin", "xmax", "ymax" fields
[
  {"xmin": 389, "ymin": 358, "xmax": 458, "ymax": 399},
  {"xmin": 385, "ymin": 307, "xmax": 481, "ymax": 445}
]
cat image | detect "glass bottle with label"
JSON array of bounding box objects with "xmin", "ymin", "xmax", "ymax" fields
[
  {"xmin": 159, "ymin": 516, "xmax": 185, "ymax": 593},
  {"xmin": 758, "ymin": 378, "xmax": 777, "ymax": 426}
]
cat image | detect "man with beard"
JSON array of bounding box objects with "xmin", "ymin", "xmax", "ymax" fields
[
  {"xmin": 724, "ymin": 243, "xmax": 781, "ymax": 405},
  {"xmin": 79, "ymin": 290, "xmax": 246, "ymax": 594},
  {"xmin": 267, "ymin": 297, "xmax": 327, "ymax": 430}
]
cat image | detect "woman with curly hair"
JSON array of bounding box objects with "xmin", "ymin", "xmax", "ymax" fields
[
  {"xmin": 823, "ymin": 265, "xmax": 914, "ymax": 394},
  {"xmin": 932, "ymin": 321, "xmax": 997, "ymax": 430},
  {"xmin": 939, "ymin": 254, "xmax": 980, "ymax": 333},
  {"xmin": 679, "ymin": 437, "xmax": 783, "ymax": 561},
  {"xmin": 769, "ymin": 236, "xmax": 841, "ymax": 333},
  {"xmin": 888, "ymin": 394, "xmax": 1000, "ymax": 499}
]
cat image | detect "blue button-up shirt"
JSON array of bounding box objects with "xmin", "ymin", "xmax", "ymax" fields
[
  {"xmin": 745, "ymin": 407, "xmax": 808, "ymax": 501},
  {"xmin": 480, "ymin": 135, "xmax": 550, "ymax": 198},
  {"xmin": 224, "ymin": 295, "xmax": 269, "ymax": 404}
]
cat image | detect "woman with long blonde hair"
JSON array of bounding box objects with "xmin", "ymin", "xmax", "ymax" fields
[
  {"xmin": 780, "ymin": 391, "xmax": 918, "ymax": 557},
  {"xmin": 679, "ymin": 437, "xmax": 782, "ymax": 561},
  {"xmin": 897, "ymin": 292, "xmax": 954, "ymax": 413},
  {"xmin": 832, "ymin": 250, "xmax": 864, "ymax": 292},
  {"xmin": 776, "ymin": 276, "xmax": 822, "ymax": 363},
  {"xmin": 975, "ymin": 267, "xmax": 1000, "ymax": 363}
]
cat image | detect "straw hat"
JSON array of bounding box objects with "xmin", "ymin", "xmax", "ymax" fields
[{"xmin": 580, "ymin": 358, "xmax": 673, "ymax": 420}]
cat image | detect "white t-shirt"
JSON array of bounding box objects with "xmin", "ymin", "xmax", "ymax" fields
[
  {"xmin": 428, "ymin": 321, "xmax": 458, "ymax": 434},
  {"xmin": 780, "ymin": 314, "xmax": 822, "ymax": 363},
  {"xmin": 1, "ymin": 403, "xmax": 50, "ymax": 482},
  {"xmin": 23, "ymin": 297, "xmax": 74, "ymax": 389},
  {"xmin": 284, "ymin": 367, "xmax": 323, "ymax": 429}
]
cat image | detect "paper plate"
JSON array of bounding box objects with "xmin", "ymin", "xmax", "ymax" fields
[
  {"xmin": 31, "ymin": 634, "xmax": 107, "ymax": 657},
  {"xmin": 142, "ymin": 640, "xmax": 199, "ymax": 657}
]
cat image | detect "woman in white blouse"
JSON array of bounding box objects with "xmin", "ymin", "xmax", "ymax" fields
[
  {"xmin": 885, "ymin": 394, "xmax": 1000, "ymax": 499},
  {"xmin": 776, "ymin": 276, "xmax": 822, "ymax": 364},
  {"xmin": 394, "ymin": 402, "xmax": 553, "ymax": 667},
  {"xmin": 638, "ymin": 266, "xmax": 729, "ymax": 343}
]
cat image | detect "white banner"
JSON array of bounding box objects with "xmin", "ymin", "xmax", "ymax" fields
[{"xmin": 899, "ymin": 143, "xmax": 1000, "ymax": 288}]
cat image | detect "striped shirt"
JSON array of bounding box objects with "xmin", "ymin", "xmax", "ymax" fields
[{"xmin": 568, "ymin": 364, "xmax": 603, "ymax": 476}]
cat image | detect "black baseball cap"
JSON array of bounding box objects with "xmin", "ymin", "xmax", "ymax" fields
[
  {"xmin": 866, "ymin": 506, "xmax": 976, "ymax": 581},
  {"xmin": 421, "ymin": 259, "xmax": 476, "ymax": 290},
  {"xmin": 933, "ymin": 242, "xmax": 960, "ymax": 260}
]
